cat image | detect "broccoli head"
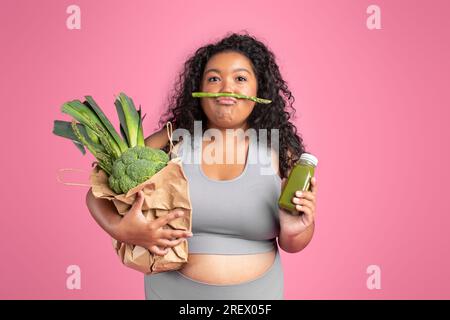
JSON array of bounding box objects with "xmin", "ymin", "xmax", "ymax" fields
[{"xmin": 108, "ymin": 146, "xmax": 169, "ymax": 194}]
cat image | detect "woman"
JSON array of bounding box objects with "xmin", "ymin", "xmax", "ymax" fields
[{"xmin": 86, "ymin": 32, "xmax": 318, "ymax": 300}]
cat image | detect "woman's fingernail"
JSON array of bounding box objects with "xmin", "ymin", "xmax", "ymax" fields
[{"xmin": 296, "ymin": 191, "xmax": 302, "ymax": 197}]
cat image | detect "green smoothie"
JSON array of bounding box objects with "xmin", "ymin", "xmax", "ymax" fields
[{"xmin": 278, "ymin": 153, "xmax": 318, "ymax": 214}]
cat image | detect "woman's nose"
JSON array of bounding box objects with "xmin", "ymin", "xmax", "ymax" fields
[{"xmin": 220, "ymin": 78, "xmax": 235, "ymax": 93}]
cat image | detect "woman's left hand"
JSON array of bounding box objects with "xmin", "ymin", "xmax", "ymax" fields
[{"xmin": 279, "ymin": 177, "xmax": 317, "ymax": 237}]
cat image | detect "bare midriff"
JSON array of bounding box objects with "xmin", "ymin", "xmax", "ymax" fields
[
  {"xmin": 179, "ymin": 251, "xmax": 276, "ymax": 285},
  {"xmin": 176, "ymin": 137, "xmax": 279, "ymax": 285}
]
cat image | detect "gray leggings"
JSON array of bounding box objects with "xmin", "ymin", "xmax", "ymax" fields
[{"xmin": 144, "ymin": 250, "xmax": 284, "ymax": 300}]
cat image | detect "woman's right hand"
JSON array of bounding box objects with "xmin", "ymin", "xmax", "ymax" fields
[{"xmin": 114, "ymin": 190, "xmax": 192, "ymax": 256}]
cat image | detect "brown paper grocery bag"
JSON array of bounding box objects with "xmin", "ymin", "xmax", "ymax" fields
[{"xmin": 89, "ymin": 123, "xmax": 192, "ymax": 275}]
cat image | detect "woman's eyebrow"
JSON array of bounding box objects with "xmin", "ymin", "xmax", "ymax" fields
[{"xmin": 204, "ymin": 68, "xmax": 252, "ymax": 74}]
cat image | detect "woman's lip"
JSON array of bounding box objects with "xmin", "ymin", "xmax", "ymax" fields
[{"xmin": 216, "ymin": 97, "xmax": 237, "ymax": 105}]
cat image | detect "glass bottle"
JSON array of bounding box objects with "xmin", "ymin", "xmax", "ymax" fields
[{"xmin": 278, "ymin": 153, "xmax": 318, "ymax": 214}]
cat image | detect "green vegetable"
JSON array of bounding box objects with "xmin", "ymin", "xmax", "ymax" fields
[
  {"xmin": 192, "ymin": 92, "xmax": 272, "ymax": 104},
  {"xmin": 70, "ymin": 120, "xmax": 114, "ymax": 175},
  {"xmin": 53, "ymin": 120, "xmax": 103, "ymax": 155},
  {"xmin": 53, "ymin": 118, "xmax": 114, "ymax": 173},
  {"xmin": 61, "ymin": 99, "xmax": 126, "ymax": 159},
  {"xmin": 108, "ymin": 146, "xmax": 169, "ymax": 194},
  {"xmin": 85, "ymin": 96, "xmax": 129, "ymax": 154},
  {"xmin": 115, "ymin": 92, "xmax": 143, "ymax": 148},
  {"xmin": 53, "ymin": 92, "xmax": 170, "ymax": 194}
]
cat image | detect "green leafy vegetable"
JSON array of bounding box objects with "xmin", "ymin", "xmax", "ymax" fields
[
  {"xmin": 53, "ymin": 93, "xmax": 169, "ymax": 194},
  {"xmin": 114, "ymin": 92, "xmax": 143, "ymax": 148},
  {"xmin": 61, "ymin": 99, "xmax": 124, "ymax": 159},
  {"xmin": 108, "ymin": 146, "xmax": 169, "ymax": 194}
]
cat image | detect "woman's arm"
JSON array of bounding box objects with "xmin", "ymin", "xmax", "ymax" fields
[
  {"xmin": 278, "ymin": 221, "xmax": 315, "ymax": 253},
  {"xmin": 144, "ymin": 126, "xmax": 171, "ymax": 149},
  {"xmin": 86, "ymin": 189, "xmax": 191, "ymax": 255},
  {"xmin": 274, "ymin": 148, "xmax": 317, "ymax": 253},
  {"xmin": 85, "ymin": 127, "xmax": 169, "ymax": 240},
  {"xmin": 277, "ymin": 176, "xmax": 318, "ymax": 253},
  {"xmin": 85, "ymin": 124, "xmax": 185, "ymax": 248},
  {"xmin": 86, "ymin": 188, "xmax": 122, "ymax": 239}
]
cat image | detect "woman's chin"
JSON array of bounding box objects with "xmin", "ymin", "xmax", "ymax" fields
[
  {"xmin": 214, "ymin": 119, "xmax": 235, "ymax": 128},
  {"xmin": 212, "ymin": 108, "xmax": 235, "ymax": 121}
]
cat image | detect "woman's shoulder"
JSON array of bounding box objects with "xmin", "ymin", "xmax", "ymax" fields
[
  {"xmin": 144, "ymin": 127, "xmax": 169, "ymax": 149},
  {"xmin": 144, "ymin": 124, "xmax": 180, "ymax": 150},
  {"xmin": 144, "ymin": 126, "xmax": 184, "ymax": 162}
]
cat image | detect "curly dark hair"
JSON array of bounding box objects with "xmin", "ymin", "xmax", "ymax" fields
[{"xmin": 157, "ymin": 32, "xmax": 308, "ymax": 179}]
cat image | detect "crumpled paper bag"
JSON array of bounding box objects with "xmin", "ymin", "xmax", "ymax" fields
[{"xmin": 89, "ymin": 156, "xmax": 192, "ymax": 274}]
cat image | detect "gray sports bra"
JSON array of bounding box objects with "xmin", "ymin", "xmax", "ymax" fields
[{"xmin": 172, "ymin": 134, "xmax": 282, "ymax": 255}]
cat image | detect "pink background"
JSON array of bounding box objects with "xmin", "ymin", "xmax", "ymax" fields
[{"xmin": 1, "ymin": 0, "xmax": 449, "ymax": 299}]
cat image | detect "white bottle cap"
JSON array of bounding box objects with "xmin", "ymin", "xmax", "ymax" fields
[{"xmin": 299, "ymin": 153, "xmax": 318, "ymax": 167}]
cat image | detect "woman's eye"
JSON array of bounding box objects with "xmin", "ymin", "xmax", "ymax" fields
[
  {"xmin": 207, "ymin": 76, "xmax": 220, "ymax": 82},
  {"xmin": 237, "ymin": 76, "xmax": 247, "ymax": 82}
]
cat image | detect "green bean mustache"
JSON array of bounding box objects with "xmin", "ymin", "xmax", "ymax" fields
[{"xmin": 192, "ymin": 92, "xmax": 272, "ymax": 104}]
